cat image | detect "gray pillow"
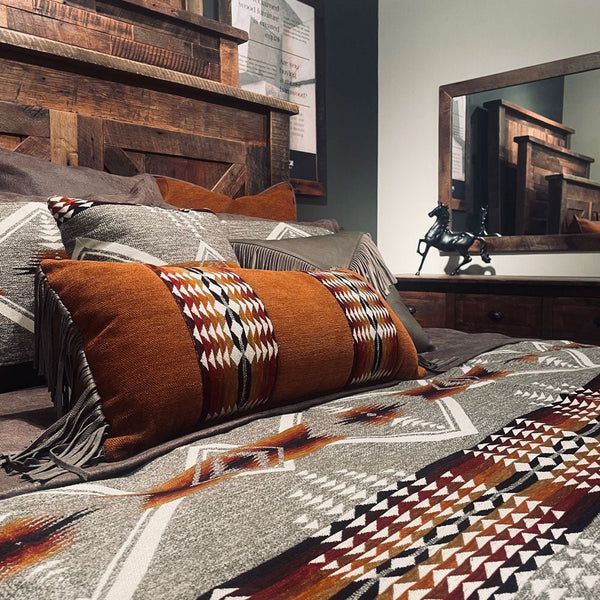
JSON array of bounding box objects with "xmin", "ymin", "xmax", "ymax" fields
[
  {"xmin": 0, "ymin": 149, "xmax": 166, "ymax": 206},
  {"xmin": 231, "ymin": 231, "xmax": 434, "ymax": 353},
  {"xmin": 218, "ymin": 212, "xmax": 337, "ymax": 240},
  {"xmin": 49, "ymin": 197, "xmax": 238, "ymax": 265},
  {"xmin": 0, "ymin": 200, "xmax": 65, "ymax": 391}
]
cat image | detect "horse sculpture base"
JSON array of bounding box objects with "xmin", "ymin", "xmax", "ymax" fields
[{"xmin": 416, "ymin": 203, "xmax": 491, "ymax": 276}]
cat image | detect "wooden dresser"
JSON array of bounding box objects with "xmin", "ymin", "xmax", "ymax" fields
[{"xmin": 395, "ymin": 275, "xmax": 600, "ymax": 345}]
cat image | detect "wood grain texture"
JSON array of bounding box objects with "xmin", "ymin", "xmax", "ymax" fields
[
  {"xmin": 104, "ymin": 145, "xmax": 141, "ymax": 175},
  {"xmin": 455, "ymin": 293, "xmax": 542, "ymax": 338},
  {"xmin": 290, "ymin": 178, "xmax": 325, "ymax": 197},
  {"xmin": 438, "ymin": 89, "xmax": 453, "ymax": 209},
  {"xmin": 547, "ymin": 173, "xmax": 600, "ymax": 232},
  {"xmin": 212, "ymin": 163, "xmax": 246, "ymax": 196},
  {"xmin": 183, "ymin": 0, "xmax": 202, "ymax": 15},
  {"xmin": 0, "ymin": 3, "xmax": 294, "ymax": 205},
  {"xmin": 13, "ymin": 135, "xmax": 50, "ymax": 159},
  {"xmin": 110, "ymin": 0, "xmax": 247, "ymax": 42},
  {"xmin": 103, "ymin": 120, "xmax": 247, "ymax": 163},
  {"xmin": 76, "ymin": 114, "xmax": 104, "ymax": 170},
  {"xmin": 0, "ymin": 29, "xmax": 298, "ymax": 114},
  {"xmin": 3, "ymin": 4, "xmax": 219, "ymax": 78},
  {"xmin": 551, "ymin": 297, "xmax": 600, "ymax": 344},
  {"xmin": 396, "ymin": 291, "xmax": 448, "ymax": 328},
  {"xmin": 269, "ymin": 111, "xmax": 290, "ymax": 185},
  {"xmin": 0, "ymin": 100, "xmax": 49, "ymax": 136},
  {"xmin": 6, "ymin": 6, "xmax": 112, "ymax": 53},
  {"xmin": 130, "ymin": 21, "xmax": 193, "ymax": 56},
  {"xmin": 0, "ymin": 58, "xmax": 269, "ymax": 143},
  {"xmin": 95, "ymin": 1, "xmax": 219, "ymax": 47},
  {"xmin": 49, "ymin": 109, "xmax": 78, "ymax": 165},
  {"xmin": 145, "ymin": 154, "xmax": 230, "ymax": 189},
  {"xmin": 27, "ymin": 0, "xmax": 133, "ymax": 38},
  {"xmin": 0, "ymin": 133, "xmax": 20, "ymax": 150},
  {"xmin": 395, "ymin": 274, "xmax": 600, "ymax": 343},
  {"xmin": 219, "ymin": 38, "xmax": 238, "ymax": 86},
  {"xmin": 441, "ymin": 52, "xmax": 600, "ymax": 98},
  {"xmin": 482, "ymin": 232, "xmax": 600, "ymax": 252},
  {"xmin": 245, "ymin": 144, "xmax": 268, "ymax": 195},
  {"xmin": 485, "ymin": 100, "xmax": 573, "ymax": 234},
  {"xmin": 218, "ymin": 0, "xmax": 231, "ymax": 25},
  {"xmin": 515, "ymin": 135, "xmax": 593, "ymax": 235}
]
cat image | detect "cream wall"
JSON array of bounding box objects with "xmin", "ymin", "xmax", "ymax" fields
[{"xmin": 378, "ymin": 0, "xmax": 600, "ymax": 276}]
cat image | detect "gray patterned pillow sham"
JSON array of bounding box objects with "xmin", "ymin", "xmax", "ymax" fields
[
  {"xmin": 0, "ymin": 201, "xmax": 65, "ymax": 390},
  {"xmin": 217, "ymin": 212, "xmax": 338, "ymax": 240},
  {"xmin": 49, "ymin": 197, "xmax": 239, "ymax": 265}
]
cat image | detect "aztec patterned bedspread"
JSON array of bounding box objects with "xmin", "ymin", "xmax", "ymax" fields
[{"xmin": 1, "ymin": 339, "xmax": 599, "ymax": 599}]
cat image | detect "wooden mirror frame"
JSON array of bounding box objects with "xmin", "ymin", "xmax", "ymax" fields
[{"xmin": 439, "ymin": 51, "xmax": 600, "ymax": 252}]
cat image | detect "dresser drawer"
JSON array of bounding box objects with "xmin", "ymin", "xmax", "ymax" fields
[
  {"xmin": 455, "ymin": 294, "xmax": 542, "ymax": 337},
  {"xmin": 397, "ymin": 291, "xmax": 447, "ymax": 328},
  {"xmin": 551, "ymin": 297, "xmax": 600, "ymax": 344}
]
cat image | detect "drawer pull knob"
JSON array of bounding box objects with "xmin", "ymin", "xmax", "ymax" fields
[
  {"xmin": 488, "ymin": 310, "xmax": 504, "ymax": 322},
  {"xmin": 407, "ymin": 305, "xmax": 417, "ymax": 315}
]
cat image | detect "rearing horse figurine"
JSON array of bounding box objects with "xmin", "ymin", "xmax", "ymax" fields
[{"xmin": 416, "ymin": 203, "xmax": 491, "ymax": 276}]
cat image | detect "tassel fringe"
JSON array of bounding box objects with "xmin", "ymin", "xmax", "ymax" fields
[
  {"xmin": 232, "ymin": 242, "xmax": 317, "ymax": 273},
  {"xmin": 232, "ymin": 233, "xmax": 396, "ymax": 298},
  {"xmin": 348, "ymin": 234, "xmax": 396, "ymax": 297},
  {"xmin": 0, "ymin": 270, "xmax": 108, "ymax": 483}
]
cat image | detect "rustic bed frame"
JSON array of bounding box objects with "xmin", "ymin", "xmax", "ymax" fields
[{"xmin": 0, "ymin": 0, "xmax": 297, "ymax": 197}]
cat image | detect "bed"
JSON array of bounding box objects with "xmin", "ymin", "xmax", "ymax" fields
[
  {"xmin": 1, "ymin": 335, "xmax": 599, "ymax": 599},
  {"xmin": 1, "ymin": 5, "xmax": 600, "ymax": 600}
]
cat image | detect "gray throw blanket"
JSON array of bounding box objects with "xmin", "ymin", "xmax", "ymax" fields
[{"xmin": 0, "ymin": 339, "xmax": 598, "ymax": 599}]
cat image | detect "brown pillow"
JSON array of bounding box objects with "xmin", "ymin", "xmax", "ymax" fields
[
  {"xmin": 156, "ymin": 177, "xmax": 297, "ymax": 221},
  {"xmin": 569, "ymin": 215, "xmax": 600, "ymax": 234},
  {"xmin": 2, "ymin": 260, "xmax": 423, "ymax": 482}
]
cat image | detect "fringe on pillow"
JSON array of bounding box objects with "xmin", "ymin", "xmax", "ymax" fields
[
  {"xmin": 0, "ymin": 270, "xmax": 108, "ymax": 484},
  {"xmin": 232, "ymin": 233, "xmax": 396, "ymax": 298},
  {"xmin": 348, "ymin": 234, "xmax": 397, "ymax": 298},
  {"xmin": 232, "ymin": 242, "xmax": 317, "ymax": 273}
]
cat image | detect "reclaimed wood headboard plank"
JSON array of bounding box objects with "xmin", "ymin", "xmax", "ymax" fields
[
  {"xmin": 0, "ymin": 4, "xmax": 296, "ymax": 195},
  {"xmin": 0, "ymin": 29, "xmax": 298, "ymax": 114}
]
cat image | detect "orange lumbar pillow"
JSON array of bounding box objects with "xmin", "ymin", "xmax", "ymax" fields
[
  {"xmin": 155, "ymin": 177, "xmax": 298, "ymax": 222},
  {"xmin": 2, "ymin": 261, "xmax": 423, "ymax": 482}
]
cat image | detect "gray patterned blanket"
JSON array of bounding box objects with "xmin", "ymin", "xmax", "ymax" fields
[{"xmin": 0, "ymin": 340, "xmax": 599, "ymax": 599}]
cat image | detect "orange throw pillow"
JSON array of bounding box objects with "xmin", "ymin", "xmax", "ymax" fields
[
  {"xmin": 2, "ymin": 261, "xmax": 423, "ymax": 482},
  {"xmin": 570, "ymin": 215, "xmax": 600, "ymax": 234},
  {"xmin": 156, "ymin": 178, "xmax": 297, "ymax": 222}
]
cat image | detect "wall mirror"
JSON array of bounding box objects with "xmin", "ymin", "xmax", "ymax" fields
[{"xmin": 439, "ymin": 51, "xmax": 600, "ymax": 252}]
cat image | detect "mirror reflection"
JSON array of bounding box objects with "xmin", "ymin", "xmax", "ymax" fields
[{"xmin": 452, "ymin": 70, "xmax": 600, "ymax": 237}]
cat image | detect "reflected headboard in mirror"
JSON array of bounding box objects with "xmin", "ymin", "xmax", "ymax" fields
[{"xmin": 439, "ymin": 51, "xmax": 600, "ymax": 252}]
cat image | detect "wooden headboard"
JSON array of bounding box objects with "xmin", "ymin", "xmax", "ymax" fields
[{"xmin": 0, "ymin": 0, "xmax": 298, "ymax": 197}]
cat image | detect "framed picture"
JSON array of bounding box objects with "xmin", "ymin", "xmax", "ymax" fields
[{"xmin": 230, "ymin": 0, "xmax": 326, "ymax": 196}]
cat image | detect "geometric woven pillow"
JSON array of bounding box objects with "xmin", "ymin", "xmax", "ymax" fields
[
  {"xmin": 217, "ymin": 212, "xmax": 337, "ymax": 241},
  {"xmin": 2, "ymin": 260, "xmax": 423, "ymax": 483},
  {"xmin": 0, "ymin": 201, "xmax": 64, "ymax": 392},
  {"xmin": 48, "ymin": 197, "xmax": 239, "ymax": 265}
]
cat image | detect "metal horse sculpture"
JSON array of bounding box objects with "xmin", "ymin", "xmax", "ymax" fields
[{"xmin": 416, "ymin": 203, "xmax": 491, "ymax": 276}]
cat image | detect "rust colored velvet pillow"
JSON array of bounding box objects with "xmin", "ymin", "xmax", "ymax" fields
[
  {"xmin": 156, "ymin": 177, "xmax": 298, "ymax": 221},
  {"xmin": 3, "ymin": 261, "xmax": 422, "ymax": 482},
  {"xmin": 568, "ymin": 215, "xmax": 600, "ymax": 234}
]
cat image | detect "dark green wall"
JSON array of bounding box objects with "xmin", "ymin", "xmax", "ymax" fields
[{"xmin": 296, "ymin": 0, "xmax": 379, "ymax": 239}]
